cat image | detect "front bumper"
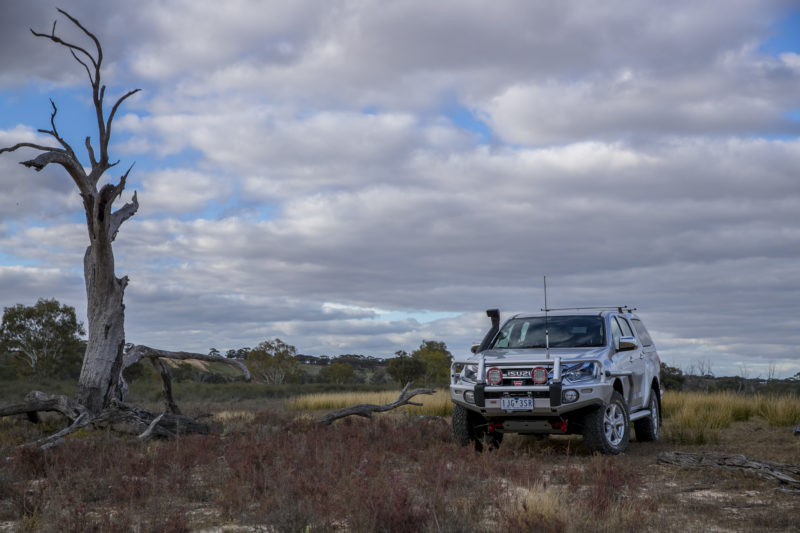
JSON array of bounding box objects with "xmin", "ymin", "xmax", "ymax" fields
[{"xmin": 450, "ymin": 356, "xmax": 619, "ymax": 418}]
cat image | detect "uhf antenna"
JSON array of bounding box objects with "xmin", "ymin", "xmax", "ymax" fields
[{"xmin": 543, "ymin": 276, "xmax": 550, "ymax": 360}]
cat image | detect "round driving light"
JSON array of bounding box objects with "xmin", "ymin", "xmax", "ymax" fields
[
  {"xmin": 563, "ymin": 389, "xmax": 579, "ymax": 403},
  {"xmin": 531, "ymin": 366, "xmax": 548, "ymax": 384},
  {"xmin": 486, "ymin": 367, "xmax": 503, "ymax": 385}
]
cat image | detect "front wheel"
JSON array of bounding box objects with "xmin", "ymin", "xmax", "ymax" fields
[
  {"xmin": 582, "ymin": 391, "xmax": 630, "ymax": 454},
  {"xmin": 452, "ymin": 404, "xmax": 502, "ymax": 452}
]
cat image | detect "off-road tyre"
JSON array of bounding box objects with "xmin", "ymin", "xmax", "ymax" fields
[
  {"xmin": 452, "ymin": 404, "xmax": 503, "ymax": 452},
  {"xmin": 634, "ymin": 388, "xmax": 661, "ymax": 442},
  {"xmin": 582, "ymin": 391, "xmax": 630, "ymax": 455}
]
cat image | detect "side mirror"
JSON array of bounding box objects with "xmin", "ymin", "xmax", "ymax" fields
[
  {"xmin": 618, "ymin": 336, "xmax": 639, "ymax": 351},
  {"xmin": 470, "ymin": 343, "xmax": 480, "ymax": 354}
]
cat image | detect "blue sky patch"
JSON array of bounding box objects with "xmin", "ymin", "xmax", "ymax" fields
[
  {"xmin": 442, "ymin": 100, "xmax": 492, "ymax": 144},
  {"xmin": 761, "ymin": 9, "xmax": 800, "ymax": 56}
]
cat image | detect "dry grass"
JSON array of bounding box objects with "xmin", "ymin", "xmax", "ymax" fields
[
  {"xmin": 0, "ymin": 390, "xmax": 798, "ymax": 532},
  {"xmin": 288, "ymin": 388, "xmax": 453, "ymax": 417},
  {"xmin": 661, "ymin": 390, "xmax": 800, "ymax": 445},
  {"xmin": 756, "ymin": 394, "xmax": 800, "ymax": 426}
]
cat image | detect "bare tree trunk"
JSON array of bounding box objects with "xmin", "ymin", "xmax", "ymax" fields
[{"xmin": 77, "ymin": 241, "xmax": 129, "ymax": 413}]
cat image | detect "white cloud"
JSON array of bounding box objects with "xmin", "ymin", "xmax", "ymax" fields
[
  {"xmin": 482, "ymin": 49, "xmax": 800, "ymax": 145},
  {"xmin": 1, "ymin": 0, "xmax": 800, "ymax": 378},
  {"xmin": 138, "ymin": 168, "xmax": 232, "ymax": 215}
]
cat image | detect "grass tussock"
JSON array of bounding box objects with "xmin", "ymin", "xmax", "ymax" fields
[
  {"xmin": 755, "ymin": 394, "xmax": 800, "ymax": 426},
  {"xmin": 289, "ymin": 388, "xmax": 454, "ymax": 417},
  {"xmin": 661, "ymin": 391, "xmax": 800, "ymax": 445},
  {"xmin": 503, "ymin": 455, "xmax": 655, "ymax": 532}
]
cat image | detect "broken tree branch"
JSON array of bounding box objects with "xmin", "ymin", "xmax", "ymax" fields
[
  {"xmin": 123, "ymin": 344, "xmax": 251, "ymax": 381},
  {"xmin": 658, "ymin": 451, "xmax": 800, "ymax": 490},
  {"xmin": 36, "ymin": 412, "xmax": 92, "ymax": 450},
  {"xmin": 0, "ymin": 390, "xmax": 87, "ymax": 424},
  {"xmin": 138, "ymin": 412, "xmax": 167, "ymax": 440},
  {"xmin": 316, "ymin": 382, "xmax": 436, "ymax": 425},
  {"xmin": 150, "ymin": 358, "xmax": 182, "ymax": 415},
  {"xmin": 120, "ymin": 344, "xmax": 251, "ymax": 417}
]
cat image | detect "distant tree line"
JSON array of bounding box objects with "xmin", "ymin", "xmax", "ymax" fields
[
  {"xmin": 660, "ymin": 362, "xmax": 800, "ymax": 395},
  {"xmin": 0, "ymin": 298, "xmax": 454, "ymax": 388},
  {"xmin": 227, "ymin": 338, "xmax": 453, "ymax": 388}
]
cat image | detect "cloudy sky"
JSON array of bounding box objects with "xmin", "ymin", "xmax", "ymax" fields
[{"xmin": 1, "ymin": 0, "xmax": 799, "ymax": 378}]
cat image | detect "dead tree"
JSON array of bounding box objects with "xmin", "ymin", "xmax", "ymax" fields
[
  {"xmin": 0, "ymin": 9, "xmax": 139, "ymax": 414},
  {"xmin": 0, "ymin": 9, "xmax": 248, "ymax": 444}
]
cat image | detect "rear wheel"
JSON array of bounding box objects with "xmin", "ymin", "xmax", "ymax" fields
[
  {"xmin": 582, "ymin": 391, "xmax": 630, "ymax": 454},
  {"xmin": 452, "ymin": 404, "xmax": 503, "ymax": 452},
  {"xmin": 634, "ymin": 389, "xmax": 661, "ymax": 442}
]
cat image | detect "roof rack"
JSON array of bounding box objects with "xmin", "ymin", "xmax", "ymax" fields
[{"xmin": 541, "ymin": 306, "xmax": 637, "ymax": 314}]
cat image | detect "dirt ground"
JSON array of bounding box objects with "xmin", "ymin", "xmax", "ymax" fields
[
  {"xmin": 499, "ymin": 418, "xmax": 800, "ymax": 532},
  {"xmin": 1, "ymin": 404, "xmax": 798, "ymax": 532}
]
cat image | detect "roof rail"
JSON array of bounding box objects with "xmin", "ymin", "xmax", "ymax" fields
[{"xmin": 541, "ymin": 306, "xmax": 637, "ymax": 314}]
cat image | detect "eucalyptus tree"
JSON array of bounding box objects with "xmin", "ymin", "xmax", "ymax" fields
[{"xmin": 0, "ymin": 298, "xmax": 85, "ymax": 377}]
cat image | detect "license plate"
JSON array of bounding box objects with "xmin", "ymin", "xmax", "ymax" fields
[{"xmin": 500, "ymin": 397, "xmax": 534, "ymax": 411}]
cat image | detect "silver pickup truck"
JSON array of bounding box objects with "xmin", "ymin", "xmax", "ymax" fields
[{"xmin": 450, "ymin": 307, "xmax": 662, "ymax": 454}]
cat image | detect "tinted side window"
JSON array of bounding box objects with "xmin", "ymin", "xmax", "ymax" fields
[
  {"xmin": 616, "ymin": 316, "xmax": 634, "ymax": 337},
  {"xmin": 610, "ymin": 317, "xmax": 622, "ymax": 347},
  {"xmin": 631, "ymin": 319, "xmax": 654, "ymax": 347}
]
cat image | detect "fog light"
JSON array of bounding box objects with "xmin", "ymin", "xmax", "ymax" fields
[
  {"xmin": 486, "ymin": 367, "xmax": 503, "ymax": 385},
  {"xmin": 562, "ymin": 389, "xmax": 579, "ymax": 403},
  {"xmin": 464, "ymin": 391, "xmax": 475, "ymax": 404}
]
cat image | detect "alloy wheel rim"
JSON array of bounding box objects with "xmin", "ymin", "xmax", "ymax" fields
[
  {"xmin": 603, "ymin": 403, "xmax": 625, "ymax": 445},
  {"xmin": 650, "ymin": 396, "xmax": 659, "ymax": 436}
]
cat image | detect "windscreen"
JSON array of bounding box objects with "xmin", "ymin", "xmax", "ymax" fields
[{"xmin": 491, "ymin": 315, "xmax": 605, "ymax": 349}]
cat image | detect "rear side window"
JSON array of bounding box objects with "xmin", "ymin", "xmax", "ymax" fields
[
  {"xmin": 631, "ymin": 319, "xmax": 654, "ymax": 347},
  {"xmin": 615, "ymin": 316, "xmax": 634, "ymax": 337}
]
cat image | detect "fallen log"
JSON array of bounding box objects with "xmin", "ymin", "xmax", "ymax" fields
[
  {"xmin": 658, "ymin": 451, "xmax": 800, "ymax": 490},
  {"xmin": 1, "ymin": 344, "xmax": 249, "ymax": 449},
  {"xmin": 316, "ymin": 383, "xmax": 436, "ymax": 425},
  {"xmin": 0, "ymin": 390, "xmax": 87, "ymax": 423}
]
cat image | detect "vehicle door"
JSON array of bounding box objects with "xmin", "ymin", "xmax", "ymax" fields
[
  {"xmin": 617, "ymin": 316, "xmax": 646, "ymax": 409},
  {"xmin": 610, "ymin": 316, "xmax": 645, "ymax": 409},
  {"xmin": 631, "ymin": 318, "xmax": 659, "ymax": 401}
]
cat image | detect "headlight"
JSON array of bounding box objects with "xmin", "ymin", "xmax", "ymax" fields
[
  {"xmin": 563, "ymin": 362, "xmax": 596, "ymax": 383},
  {"xmin": 461, "ymin": 364, "xmax": 478, "ymax": 383}
]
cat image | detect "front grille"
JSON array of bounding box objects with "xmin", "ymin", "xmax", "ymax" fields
[{"xmin": 492, "ymin": 366, "xmax": 553, "ymax": 386}]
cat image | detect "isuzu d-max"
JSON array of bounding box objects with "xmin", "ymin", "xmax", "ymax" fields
[{"xmin": 450, "ymin": 307, "xmax": 661, "ymax": 454}]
